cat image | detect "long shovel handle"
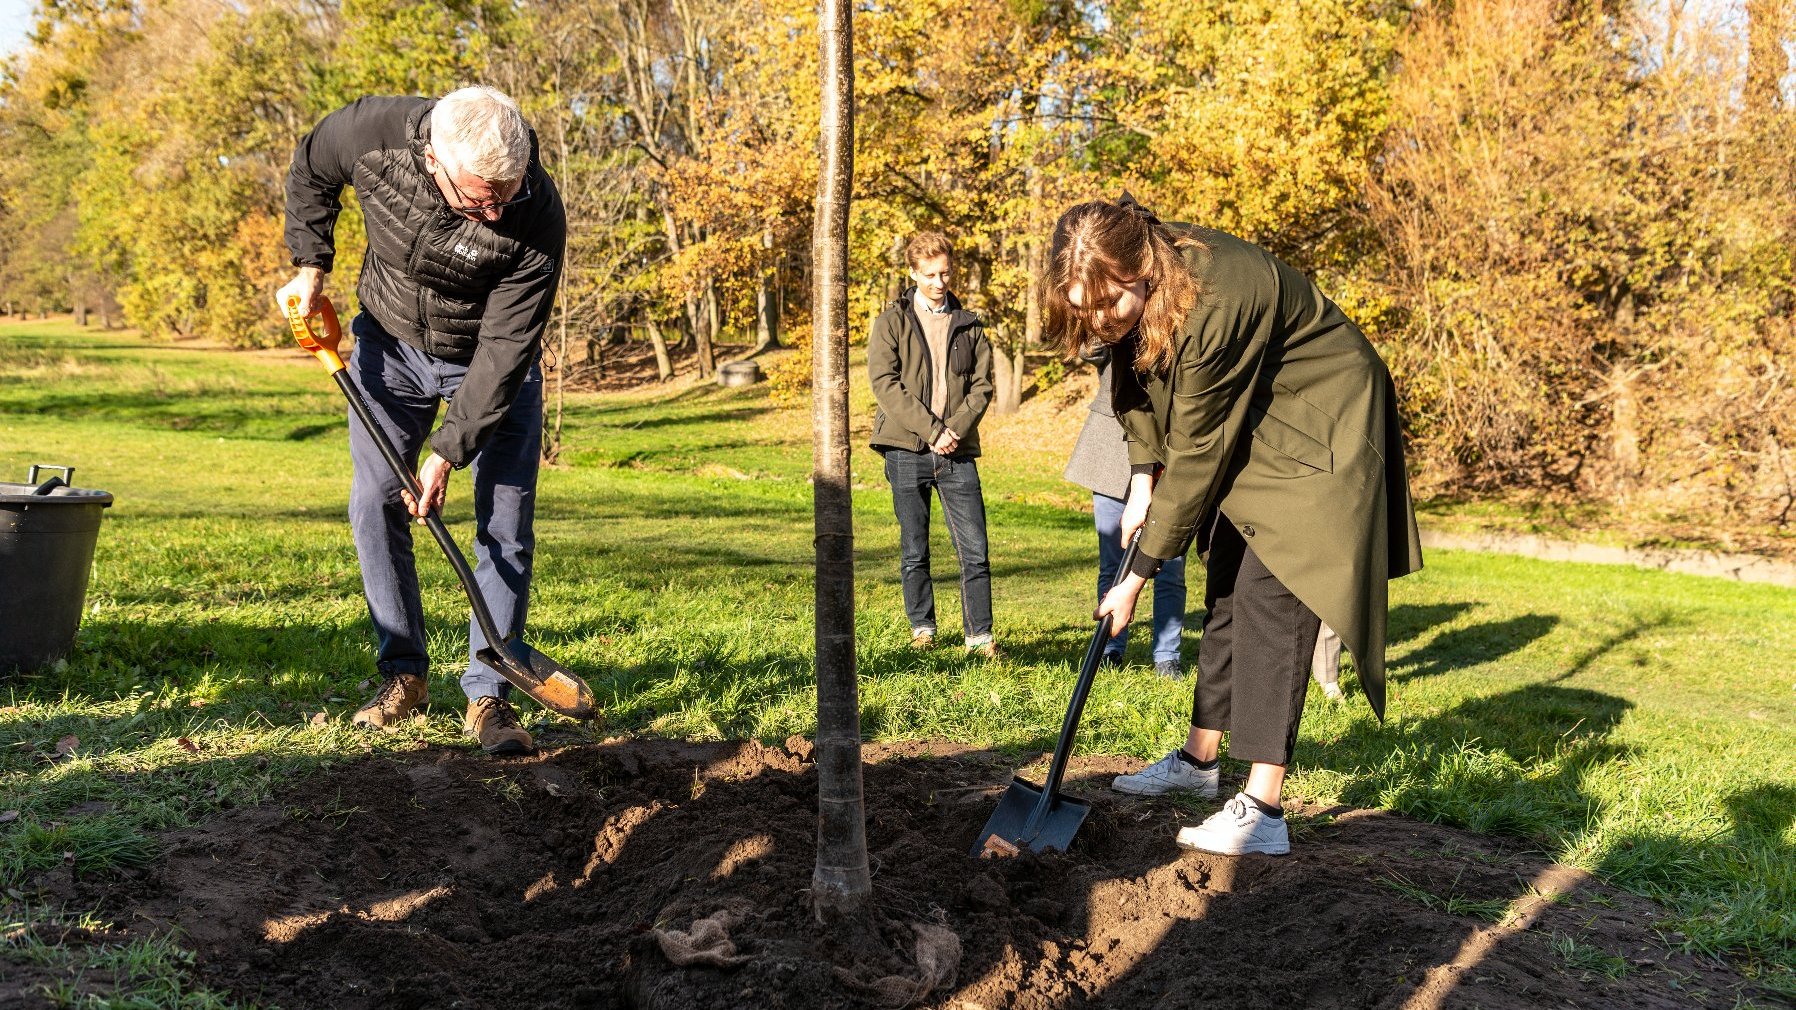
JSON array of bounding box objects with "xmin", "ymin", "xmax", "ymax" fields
[
  {"xmin": 284, "ymin": 296, "xmax": 512, "ymax": 654},
  {"xmin": 1024, "ymin": 533, "xmax": 1144, "ymax": 832},
  {"xmin": 330, "ymin": 370, "xmax": 512, "ymax": 654}
]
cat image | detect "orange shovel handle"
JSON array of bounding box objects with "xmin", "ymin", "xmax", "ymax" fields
[{"xmin": 285, "ymin": 295, "xmax": 345, "ymax": 373}]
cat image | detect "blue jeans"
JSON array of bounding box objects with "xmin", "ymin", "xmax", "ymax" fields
[
  {"xmin": 1094, "ymin": 492, "xmax": 1186, "ymax": 663},
  {"xmin": 883, "ymin": 449, "xmax": 993, "ymax": 645},
  {"xmin": 346, "ymin": 313, "xmax": 543, "ymax": 700}
]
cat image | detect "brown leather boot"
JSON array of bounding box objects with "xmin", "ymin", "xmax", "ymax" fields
[
  {"xmin": 464, "ymin": 696, "xmax": 534, "ymax": 756},
  {"xmin": 351, "ymin": 671, "xmax": 428, "ymax": 730}
]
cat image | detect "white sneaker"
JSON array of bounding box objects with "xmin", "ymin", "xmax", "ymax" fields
[
  {"xmin": 1319, "ymin": 681, "xmax": 1345, "ymax": 701},
  {"xmin": 1175, "ymin": 792, "xmax": 1291, "ymax": 856},
  {"xmin": 1110, "ymin": 750, "xmax": 1219, "ymax": 797}
]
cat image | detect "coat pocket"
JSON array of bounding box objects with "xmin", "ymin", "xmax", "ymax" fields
[
  {"xmin": 1247, "ymin": 400, "xmax": 1334, "ymax": 475},
  {"xmin": 949, "ymin": 330, "xmax": 976, "ymax": 375}
]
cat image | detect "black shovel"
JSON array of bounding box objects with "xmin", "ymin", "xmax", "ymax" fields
[
  {"xmin": 972, "ymin": 535, "xmax": 1142, "ymax": 857},
  {"xmin": 285, "ymin": 296, "xmax": 596, "ymax": 721}
]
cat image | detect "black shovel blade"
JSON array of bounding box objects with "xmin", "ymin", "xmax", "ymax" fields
[
  {"xmin": 969, "ymin": 776, "xmax": 1091, "ymax": 857},
  {"xmin": 476, "ymin": 638, "xmax": 597, "ymax": 721}
]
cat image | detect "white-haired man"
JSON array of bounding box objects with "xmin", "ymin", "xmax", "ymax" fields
[{"xmin": 277, "ymin": 86, "xmax": 565, "ymax": 756}]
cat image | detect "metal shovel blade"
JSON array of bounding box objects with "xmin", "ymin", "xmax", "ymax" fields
[
  {"xmin": 476, "ymin": 637, "xmax": 597, "ymax": 720},
  {"xmin": 971, "ymin": 775, "xmax": 1091, "ymax": 857}
]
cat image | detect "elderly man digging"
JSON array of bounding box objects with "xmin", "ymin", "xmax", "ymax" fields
[{"xmin": 276, "ymin": 86, "xmax": 565, "ymax": 756}]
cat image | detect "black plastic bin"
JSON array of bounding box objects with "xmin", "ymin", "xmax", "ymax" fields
[{"xmin": 1, "ymin": 465, "xmax": 114, "ymax": 672}]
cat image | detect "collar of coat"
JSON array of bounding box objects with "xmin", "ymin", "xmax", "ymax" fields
[{"xmin": 893, "ymin": 286, "xmax": 980, "ymax": 333}]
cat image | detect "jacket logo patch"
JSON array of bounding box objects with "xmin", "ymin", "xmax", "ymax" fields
[
  {"xmin": 541, "ymin": 257, "xmax": 556, "ymax": 275},
  {"xmin": 453, "ymin": 243, "xmax": 479, "ymax": 263}
]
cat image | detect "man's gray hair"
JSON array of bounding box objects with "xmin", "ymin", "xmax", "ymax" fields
[{"xmin": 430, "ymin": 86, "xmax": 530, "ymax": 183}]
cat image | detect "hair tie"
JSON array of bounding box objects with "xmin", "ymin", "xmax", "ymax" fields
[{"xmin": 1114, "ymin": 191, "xmax": 1160, "ymax": 226}]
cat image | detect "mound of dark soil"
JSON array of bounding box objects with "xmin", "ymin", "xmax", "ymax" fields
[{"xmin": 63, "ymin": 740, "xmax": 1765, "ymax": 1009}]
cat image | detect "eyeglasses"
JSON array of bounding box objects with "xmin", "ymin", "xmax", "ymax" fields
[{"xmin": 439, "ymin": 169, "xmax": 532, "ymax": 219}]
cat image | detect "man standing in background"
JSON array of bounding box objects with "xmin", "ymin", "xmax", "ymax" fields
[
  {"xmin": 868, "ymin": 231, "xmax": 999, "ymax": 658},
  {"xmin": 277, "ymin": 86, "xmax": 565, "ymax": 755}
]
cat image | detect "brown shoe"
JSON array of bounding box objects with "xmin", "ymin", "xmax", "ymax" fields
[
  {"xmin": 909, "ymin": 630, "xmax": 936, "ymax": 650},
  {"xmin": 464, "ymin": 696, "xmax": 534, "ymax": 756},
  {"xmin": 351, "ymin": 671, "xmax": 428, "ymax": 730},
  {"xmin": 968, "ymin": 641, "xmax": 1001, "ymax": 660}
]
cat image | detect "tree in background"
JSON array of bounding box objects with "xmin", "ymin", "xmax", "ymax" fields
[
  {"xmin": 1368, "ymin": 0, "xmax": 1796, "ymax": 523},
  {"xmin": 2, "ymin": 0, "xmax": 1792, "ymax": 523}
]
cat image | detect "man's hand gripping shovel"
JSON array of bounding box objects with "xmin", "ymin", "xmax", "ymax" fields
[{"xmin": 285, "ymin": 297, "xmax": 597, "ymax": 721}]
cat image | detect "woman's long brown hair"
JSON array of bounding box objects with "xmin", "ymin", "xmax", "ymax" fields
[{"xmin": 1041, "ymin": 197, "xmax": 1203, "ymax": 375}]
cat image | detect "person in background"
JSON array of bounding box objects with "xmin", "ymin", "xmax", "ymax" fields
[
  {"xmin": 867, "ymin": 231, "xmax": 999, "ymax": 658},
  {"xmin": 1042, "ymin": 195, "xmax": 1422, "ymax": 856},
  {"xmin": 1313, "ymin": 623, "xmax": 1345, "ymax": 701},
  {"xmin": 1064, "ymin": 344, "xmax": 1188, "ymax": 680}
]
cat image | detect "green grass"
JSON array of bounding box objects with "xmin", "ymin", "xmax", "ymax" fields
[
  {"xmin": 3, "ymin": 318, "xmax": 1795, "ymax": 1000},
  {"xmin": 1377, "ymin": 870, "xmax": 1512, "ymax": 923}
]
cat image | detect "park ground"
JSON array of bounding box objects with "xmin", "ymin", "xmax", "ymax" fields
[{"xmin": 1, "ymin": 317, "xmax": 1793, "ymax": 1008}]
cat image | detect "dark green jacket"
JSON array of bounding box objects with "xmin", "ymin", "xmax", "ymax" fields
[
  {"xmin": 867, "ymin": 289, "xmax": 994, "ymax": 457},
  {"xmin": 1112, "ymin": 226, "xmax": 1423, "ymax": 720}
]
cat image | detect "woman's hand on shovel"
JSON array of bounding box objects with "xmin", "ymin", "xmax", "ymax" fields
[
  {"xmin": 402, "ymin": 453, "xmax": 453, "ymax": 523},
  {"xmin": 1097, "ymin": 571, "xmax": 1147, "ymax": 633}
]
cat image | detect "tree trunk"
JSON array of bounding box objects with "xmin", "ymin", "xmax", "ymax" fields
[
  {"xmin": 810, "ymin": 0, "xmax": 870, "ymax": 920},
  {"xmin": 545, "ymin": 291, "xmax": 568, "ymax": 464},
  {"xmin": 990, "ymin": 336, "xmax": 1025, "ymax": 414},
  {"xmin": 645, "ymin": 319, "xmax": 675, "ymax": 382},
  {"xmin": 695, "ymin": 281, "xmax": 718, "ymax": 377},
  {"xmin": 1024, "ymin": 164, "xmax": 1044, "ymax": 348},
  {"xmin": 756, "ymin": 221, "xmax": 781, "ymax": 351}
]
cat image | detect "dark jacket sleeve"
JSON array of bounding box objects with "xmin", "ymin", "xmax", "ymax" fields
[
  {"xmin": 868, "ymin": 310, "xmax": 941, "ymax": 443},
  {"xmin": 429, "ymin": 176, "xmax": 567, "ymax": 467},
  {"xmin": 943, "ymin": 321, "xmax": 993, "ymax": 438},
  {"xmin": 283, "ymin": 96, "xmax": 419, "ymax": 272}
]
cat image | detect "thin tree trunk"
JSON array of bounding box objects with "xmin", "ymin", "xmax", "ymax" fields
[
  {"xmin": 645, "ymin": 318, "xmax": 675, "ymax": 382},
  {"xmin": 810, "ymin": 0, "xmax": 869, "ymax": 920},
  {"xmin": 696, "ymin": 280, "xmax": 718, "ymax": 376},
  {"xmin": 991, "ymin": 337, "xmax": 1024, "ymax": 414},
  {"xmin": 546, "ymin": 291, "xmax": 568, "ymax": 464},
  {"xmin": 756, "ymin": 221, "xmax": 780, "ymax": 351},
  {"xmin": 1024, "ymin": 164, "xmax": 1044, "ymax": 349}
]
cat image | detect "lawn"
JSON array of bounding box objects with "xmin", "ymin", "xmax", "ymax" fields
[{"xmin": 2, "ymin": 317, "xmax": 1793, "ymax": 1004}]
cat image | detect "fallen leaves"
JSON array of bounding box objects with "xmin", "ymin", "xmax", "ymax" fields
[{"xmin": 40, "ymin": 734, "xmax": 81, "ymax": 764}]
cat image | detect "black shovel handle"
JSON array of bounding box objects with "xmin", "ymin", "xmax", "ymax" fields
[
  {"xmin": 1023, "ymin": 532, "xmax": 1144, "ymax": 833},
  {"xmin": 332, "ymin": 370, "xmax": 510, "ymax": 654}
]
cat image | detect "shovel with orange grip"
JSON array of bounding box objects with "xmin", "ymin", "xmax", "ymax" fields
[{"xmin": 285, "ymin": 296, "xmax": 596, "ymax": 721}]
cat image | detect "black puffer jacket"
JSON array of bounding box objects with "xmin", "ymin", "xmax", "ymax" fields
[{"xmin": 284, "ymin": 96, "xmax": 566, "ymax": 466}]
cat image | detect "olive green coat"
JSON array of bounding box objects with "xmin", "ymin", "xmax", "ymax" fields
[
  {"xmin": 1112, "ymin": 227, "xmax": 1423, "ymax": 720},
  {"xmin": 867, "ymin": 288, "xmax": 994, "ymax": 457}
]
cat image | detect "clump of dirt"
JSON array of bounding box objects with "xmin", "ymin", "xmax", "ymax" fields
[{"xmin": 67, "ymin": 739, "xmax": 1766, "ymax": 1009}]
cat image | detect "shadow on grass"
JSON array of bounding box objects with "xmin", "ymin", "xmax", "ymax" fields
[{"xmin": 1390, "ymin": 613, "xmax": 1560, "ymax": 681}]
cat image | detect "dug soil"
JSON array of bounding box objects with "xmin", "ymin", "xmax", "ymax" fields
[{"xmin": 62, "ymin": 739, "xmax": 1771, "ymax": 1008}]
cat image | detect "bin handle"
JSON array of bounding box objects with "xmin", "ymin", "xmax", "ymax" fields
[{"xmin": 27, "ymin": 464, "xmax": 74, "ymax": 486}]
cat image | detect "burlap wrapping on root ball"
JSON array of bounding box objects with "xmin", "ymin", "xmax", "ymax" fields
[
  {"xmin": 835, "ymin": 922, "xmax": 963, "ymax": 1008},
  {"xmin": 651, "ymin": 910, "xmax": 750, "ymax": 968}
]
